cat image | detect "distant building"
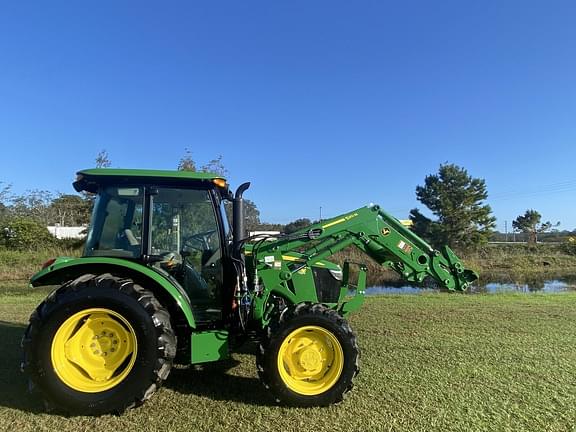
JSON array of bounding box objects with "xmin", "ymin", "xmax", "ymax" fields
[
  {"xmin": 47, "ymin": 225, "xmax": 86, "ymax": 240},
  {"xmin": 249, "ymin": 231, "xmax": 281, "ymax": 241}
]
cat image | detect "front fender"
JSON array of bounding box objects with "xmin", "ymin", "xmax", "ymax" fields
[{"xmin": 31, "ymin": 256, "xmax": 196, "ymax": 328}]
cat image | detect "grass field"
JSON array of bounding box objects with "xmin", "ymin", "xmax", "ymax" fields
[{"xmin": 1, "ymin": 287, "xmax": 575, "ymax": 432}]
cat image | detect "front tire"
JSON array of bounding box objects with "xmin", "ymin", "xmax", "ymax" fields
[
  {"xmin": 256, "ymin": 303, "xmax": 359, "ymax": 406},
  {"xmin": 22, "ymin": 273, "xmax": 176, "ymax": 415}
]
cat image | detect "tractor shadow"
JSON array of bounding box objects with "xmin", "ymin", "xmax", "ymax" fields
[
  {"xmin": 0, "ymin": 321, "xmax": 275, "ymax": 411},
  {"xmin": 165, "ymin": 343, "xmax": 276, "ymax": 407},
  {"xmin": 0, "ymin": 320, "xmax": 44, "ymax": 413}
]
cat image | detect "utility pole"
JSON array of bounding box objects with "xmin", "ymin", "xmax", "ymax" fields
[
  {"xmin": 319, "ymin": 206, "xmax": 322, "ymax": 222},
  {"xmin": 505, "ymin": 220, "xmax": 508, "ymax": 242}
]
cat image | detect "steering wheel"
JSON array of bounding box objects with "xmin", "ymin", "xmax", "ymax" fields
[{"xmin": 181, "ymin": 229, "xmax": 218, "ymax": 252}]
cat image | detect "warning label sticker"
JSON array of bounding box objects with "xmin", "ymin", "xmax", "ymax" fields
[{"xmin": 398, "ymin": 240, "xmax": 413, "ymax": 254}]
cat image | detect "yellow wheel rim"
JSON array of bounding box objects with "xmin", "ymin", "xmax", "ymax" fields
[
  {"xmin": 51, "ymin": 308, "xmax": 138, "ymax": 393},
  {"xmin": 277, "ymin": 325, "xmax": 344, "ymax": 396}
]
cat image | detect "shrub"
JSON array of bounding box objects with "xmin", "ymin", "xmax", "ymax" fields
[
  {"xmin": 56, "ymin": 236, "xmax": 86, "ymax": 250},
  {"xmin": 561, "ymin": 237, "xmax": 576, "ymax": 256},
  {"xmin": 0, "ymin": 217, "xmax": 55, "ymax": 250}
]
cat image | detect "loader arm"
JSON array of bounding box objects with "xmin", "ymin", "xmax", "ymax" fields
[{"xmin": 252, "ymin": 204, "xmax": 478, "ymax": 293}]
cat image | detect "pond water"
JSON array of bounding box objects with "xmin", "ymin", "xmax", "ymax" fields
[{"xmin": 363, "ymin": 275, "xmax": 576, "ymax": 295}]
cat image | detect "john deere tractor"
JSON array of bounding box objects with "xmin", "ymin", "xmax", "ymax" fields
[{"xmin": 22, "ymin": 169, "xmax": 477, "ymax": 415}]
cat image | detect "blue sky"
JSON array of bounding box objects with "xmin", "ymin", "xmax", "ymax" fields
[{"xmin": 1, "ymin": 1, "xmax": 575, "ymax": 230}]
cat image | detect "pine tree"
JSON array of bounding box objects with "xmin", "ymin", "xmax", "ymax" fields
[{"xmin": 410, "ymin": 163, "xmax": 496, "ymax": 251}]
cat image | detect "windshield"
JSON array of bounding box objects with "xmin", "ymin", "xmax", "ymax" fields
[{"xmin": 84, "ymin": 186, "xmax": 144, "ymax": 258}]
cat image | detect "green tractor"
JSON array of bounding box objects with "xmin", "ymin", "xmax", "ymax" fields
[{"xmin": 22, "ymin": 168, "xmax": 478, "ymax": 415}]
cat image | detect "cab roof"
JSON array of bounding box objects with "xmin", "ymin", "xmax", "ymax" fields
[
  {"xmin": 78, "ymin": 168, "xmax": 225, "ymax": 181},
  {"xmin": 74, "ymin": 168, "xmax": 227, "ymax": 193}
]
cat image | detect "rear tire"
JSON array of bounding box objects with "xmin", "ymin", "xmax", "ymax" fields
[
  {"xmin": 22, "ymin": 273, "xmax": 176, "ymax": 415},
  {"xmin": 256, "ymin": 302, "xmax": 359, "ymax": 406}
]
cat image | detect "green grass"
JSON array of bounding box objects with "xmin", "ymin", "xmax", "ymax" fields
[{"xmin": 1, "ymin": 288, "xmax": 575, "ymax": 431}]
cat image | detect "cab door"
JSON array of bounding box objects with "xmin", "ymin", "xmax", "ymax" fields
[{"xmin": 149, "ymin": 187, "xmax": 224, "ymax": 322}]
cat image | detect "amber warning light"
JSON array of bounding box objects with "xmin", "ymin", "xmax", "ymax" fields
[{"xmin": 213, "ymin": 179, "xmax": 227, "ymax": 188}]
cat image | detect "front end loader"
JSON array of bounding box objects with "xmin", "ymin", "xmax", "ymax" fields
[{"xmin": 22, "ymin": 168, "xmax": 478, "ymax": 415}]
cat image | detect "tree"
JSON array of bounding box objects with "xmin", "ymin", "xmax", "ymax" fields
[
  {"xmin": 255, "ymin": 222, "xmax": 285, "ymax": 232},
  {"xmin": 95, "ymin": 149, "xmax": 112, "ymax": 168},
  {"xmin": 179, "ymin": 151, "xmax": 228, "ymax": 176},
  {"xmin": 410, "ymin": 163, "xmax": 496, "ymax": 250},
  {"xmin": 177, "ymin": 150, "xmax": 263, "ymax": 232},
  {"xmin": 50, "ymin": 194, "xmax": 92, "ymax": 226},
  {"xmin": 200, "ymin": 155, "xmax": 228, "ymax": 177},
  {"xmin": 0, "ymin": 182, "xmax": 10, "ymax": 204},
  {"xmin": 244, "ymin": 199, "xmax": 262, "ymax": 232},
  {"xmin": 224, "ymin": 199, "xmax": 262, "ymax": 232},
  {"xmin": 0, "ymin": 182, "xmax": 11, "ymax": 222},
  {"xmin": 284, "ymin": 218, "xmax": 312, "ymax": 234},
  {"xmin": 512, "ymin": 210, "xmax": 559, "ymax": 245},
  {"xmin": 178, "ymin": 149, "xmax": 196, "ymax": 172},
  {"xmin": 10, "ymin": 190, "xmax": 55, "ymax": 225},
  {"xmin": 82, "ymin": 150, "xmax": 113, "ymax": 214}
]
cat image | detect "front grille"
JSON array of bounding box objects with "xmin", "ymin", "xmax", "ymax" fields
[{"xmin": 312, "ymin": 267, "xmax": 341, "ymax": 303}]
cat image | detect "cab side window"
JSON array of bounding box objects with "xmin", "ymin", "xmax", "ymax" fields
[{"xmin": 150, "ymin": 188, "xmax": 223, "ymax": 305}]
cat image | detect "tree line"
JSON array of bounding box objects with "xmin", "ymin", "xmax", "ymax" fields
[
  {"xmin": 0, "ymin": 151, "xmax": 572, "ymax": 252},
  {"xmin": 407, "ymin": 163, "xmax": 566, "ymax": 249}
]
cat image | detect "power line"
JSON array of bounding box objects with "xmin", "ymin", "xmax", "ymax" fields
[{"xmin": 490, "ymin": 179, "xmax": 576, "ymax": 201}]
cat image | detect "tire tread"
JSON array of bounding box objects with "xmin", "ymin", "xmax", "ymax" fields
[
  {"xmin": 256, "ymin": 302, "xmax": 359, "ymax": 406},
  {"xmin": 22, "ymin": 273, "xmax": 176, "ymax": 415}
]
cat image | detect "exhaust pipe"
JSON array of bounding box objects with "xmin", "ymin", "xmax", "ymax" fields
[{"xmin": 233, "ymin": 182, "xmax": 250, "ymax": 256}]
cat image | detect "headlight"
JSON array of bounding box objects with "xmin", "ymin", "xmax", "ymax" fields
[{"xmin": 329, "ymin": 269, "xmax": 343, "ymax": 281}]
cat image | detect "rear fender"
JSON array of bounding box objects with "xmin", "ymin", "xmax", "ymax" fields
[{"xmin": 30, "ymin": 257, "xmax": 196, "ymax": 328}]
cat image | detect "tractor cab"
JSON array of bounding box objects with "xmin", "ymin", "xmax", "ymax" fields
[{"xmin": 74, "ymin": 169, "xmax": 234, "ymax": 324}]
